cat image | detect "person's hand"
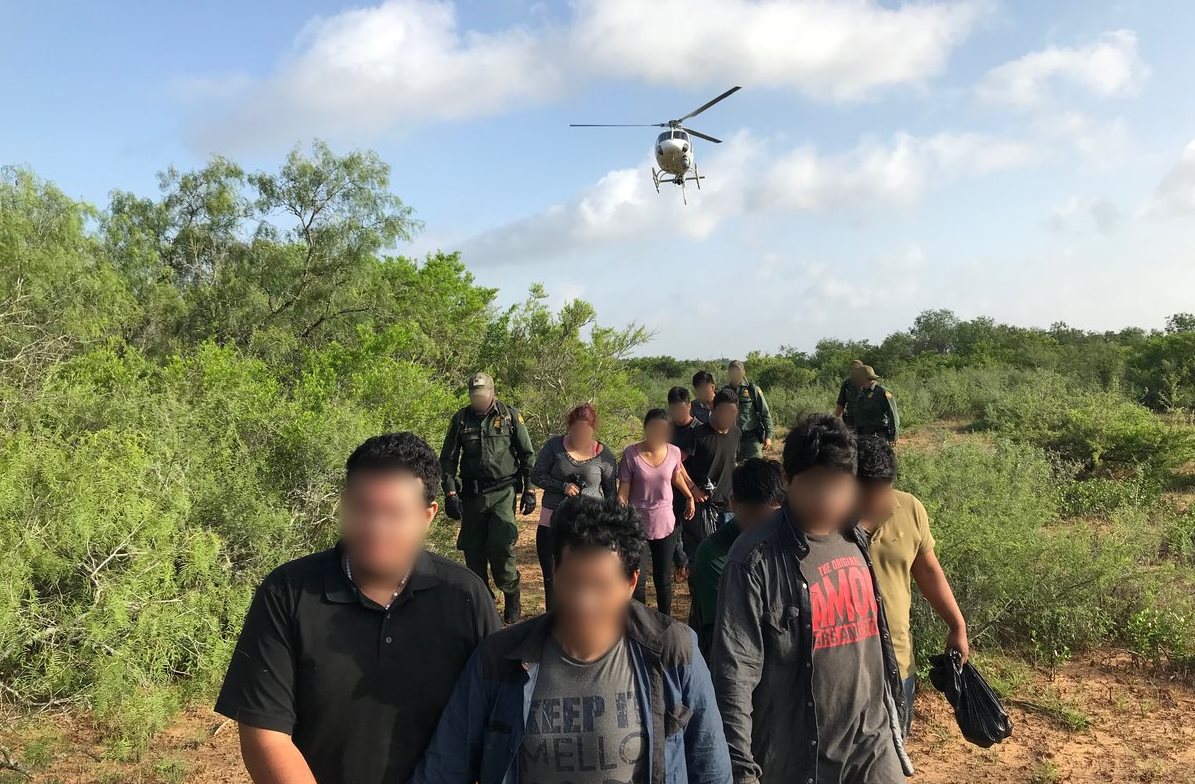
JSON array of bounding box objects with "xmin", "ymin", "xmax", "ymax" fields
[
  {"xmin": 692, "ymin": 487, "xmax": 710, "ymax": 504},
  {"xmin": 519, "ymin": 491, "xmax": 537, "ymax": 516},
  {"xmin": 684, "ymin": 497, "xmax": 696, "ymax": 520},
  {"xmin": 444, "ymin": 493, "xmax": 462, "ymax": 521},
  {"xmin": 946, "ymin": 625, "xmax": 970, "ymax": 665},
  {"xmin": 763, "ymin": 437, "xmax": 772, "ymax": 451},
  {"xmin": 564, "ymin": 483, "xmax": 581, "ymax": 497}
]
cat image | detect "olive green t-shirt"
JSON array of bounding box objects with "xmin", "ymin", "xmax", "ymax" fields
[{"xmin": 866, "ymin": 490, "xmax": 935, "ymax": 679}]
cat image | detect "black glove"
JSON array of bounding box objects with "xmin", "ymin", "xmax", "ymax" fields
[
  {"xmin": 519, "ymin": 491, "xmax": 537, "ymax": 516},
  {"xmin": 444, "ymin": 493, "xmax": 462, "ymax": 520}
]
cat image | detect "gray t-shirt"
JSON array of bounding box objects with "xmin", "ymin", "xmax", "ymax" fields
[
  {"xmin": 805, "ymin": 531, "xmax": 903, "ymax": 783},
  {"xmin": 531, "ymin": 436, "xmax": 619, "ymax": 511},
  {"xmin": 520, "ymin": 635, "xmax": 647, "ymax": 784}
]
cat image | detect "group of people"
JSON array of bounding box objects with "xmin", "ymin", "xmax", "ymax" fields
[{"xmin": 215, "ymin": 360, "xmax": 956, "ymax": 784}]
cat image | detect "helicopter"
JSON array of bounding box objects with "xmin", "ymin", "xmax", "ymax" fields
[{"xmin": 570, "ymin": 86, "xmax": 742, "ymax": 204}]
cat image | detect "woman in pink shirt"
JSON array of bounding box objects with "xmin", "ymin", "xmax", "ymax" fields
[{"xmin": 618, "ymin": 408, "xmax": 695, "ymax": 615}]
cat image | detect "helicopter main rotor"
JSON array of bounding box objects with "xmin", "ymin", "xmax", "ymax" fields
[{"xmin": 569, "ymin": 85, "xmax": 741, "ymax": 144}]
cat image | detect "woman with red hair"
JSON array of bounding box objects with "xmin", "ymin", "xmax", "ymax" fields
[{"xmin": 530, "ymin": 402, "xmax": 618, "ymax": 609}]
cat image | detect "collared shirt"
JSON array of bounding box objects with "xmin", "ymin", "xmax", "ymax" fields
[
  {"xmin": 215, "ymin": 544, "xmax": 500, "ymax": 784},
  {"xmin": 866, "ymin": 490, "xmax": 935, "ymax": 678}
]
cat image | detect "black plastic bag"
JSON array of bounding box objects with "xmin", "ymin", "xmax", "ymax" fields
[{"xmin": 928, "ymin": 650, "xmax": 1013, "ymax": 748}]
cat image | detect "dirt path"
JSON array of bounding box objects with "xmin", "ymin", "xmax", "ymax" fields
[{"xmin": 5, "ymin": 509, "xmax": 1195, "ymax": 783}]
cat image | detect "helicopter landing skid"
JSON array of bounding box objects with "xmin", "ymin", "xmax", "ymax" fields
[{"xmin": 652, "ymin": 168, "xmax": 704, "ymax": 204}]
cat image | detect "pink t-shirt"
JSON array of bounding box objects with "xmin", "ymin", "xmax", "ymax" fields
[{"xmin": 618, "ymin": 443, "xmax": 683, "ymax": 540}]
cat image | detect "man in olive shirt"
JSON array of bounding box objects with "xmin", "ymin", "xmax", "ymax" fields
[
  {"xmin": 857, "ymin": 435, "xmax": 968, "ymax": 735},
  {"xmin": 440, "ymin": 372, "xmax": 537, "ymax": 623},
  {"xmin": 724, "ymin": 360, "xmax": 772, "ymax": 461},
  {"xmin": 691, "ymin": 458, "xmax": 784, "ymax": 657},
  {"xmin": 216, "ymin": 433, "xmax": 500, "ymax": 784}
]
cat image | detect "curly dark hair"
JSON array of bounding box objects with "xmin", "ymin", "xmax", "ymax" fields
[
  {"xmin": 782, "ymin": 414, "xmax": 856, "ymax": 478},
  {"xmin": 856, "ymin": 434, "xmax": 897, "ymax": 484},
  {"xmin": 550, "ymin": 496, "xmax": 646, "ymax": 580},
  {"xmin": 344, "ymin": 432, "xmax": 441, "ymax": 505},
  {"xmin": 733, "ymin": 458, "xmax": 787, "ymax": 506}
]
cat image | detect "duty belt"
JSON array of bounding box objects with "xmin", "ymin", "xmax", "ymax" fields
[{"xmin": 459, "ymin": 475, "xmax": 518, "ymax": 497}]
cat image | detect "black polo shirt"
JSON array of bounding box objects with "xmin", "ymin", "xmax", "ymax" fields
[{"xmin": 215, "ymin": 545, "xmax": 500, "ymax": 784}]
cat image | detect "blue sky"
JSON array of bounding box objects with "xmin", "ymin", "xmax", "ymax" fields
[{"xmin": 4, "ymin": 0, "xmax": 1195, "ymax": 357}]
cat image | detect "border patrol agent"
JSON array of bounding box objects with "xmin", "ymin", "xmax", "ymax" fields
[
  {"xmin": 724, "ymin": 359, "xmax": 773, "ymax": 462},
  {"xmin": 849, "ymin": 365, "xmax": 900, "ymax": 442},
  {"xmin": 439, "ymin": 372, "xmax": 536, "ymax": 624},
  {"xmin": 834, "ymin": 359, "xmax": 866, "ymax": 426}
]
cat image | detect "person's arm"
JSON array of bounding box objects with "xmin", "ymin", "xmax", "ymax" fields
[
  {"xmin": 439, "ymin": 414, "xmax": 462, "ymax": 495},
  {"xmin": 680, "ymin": 629, "xmax": 734, "ymax": 784},
  {"xmin": 911, "ymin": 548, "xmax": 968, "ymax": 663},
  {"xmin": 755, "ymin": 387, "xmax": 772, "ymax": 445},
  {"xmin": 411, "ymin": 650, "xmax": 492, "ymax": 784},
  {"xmin": 616, "ymin": 450, "xmax": 634, "ymax": 505},
  {"xmin": 710, "ymin": 558, "xmax": 766, "ymax": 784},
  {"xmin": 599, "ymin": 447, "xmax": 618, "ymax": 500},
  {"xmin": 671, "ymin": 455, "xmax": 696, "ymax": 520},
  {"xmin": 883, "ymin": 390, "xmax": 899, "ymax": 441},
  {"xmin": 835, "ymin": 379, "xmax": 849, "ymax": 415},
  {"xmin": 530, "ymin": 440, "xmax": 566, "ymax": 495},
  {"xmin": 511, "ymin": 408, "xmax": 536, "ymax": 487},
  {"xmin": 215, "ymin": 583, "xmax": 313, "ymax": 783},
  {"xmin": 239, "ymin": 727, "xmax": 317, "ymax": 784}
]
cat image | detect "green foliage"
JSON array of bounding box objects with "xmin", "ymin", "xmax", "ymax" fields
[
  {"xmin": 1059, "ymin": 475, "xmax": 1161, "ymax": 519},
  {"xmin": 979, "ymin": 387, "xmax": 1195, "ymax": 478},
  {"xmin": 899, "ymin": 440, "xmax": 1128, "ymax": 667}
]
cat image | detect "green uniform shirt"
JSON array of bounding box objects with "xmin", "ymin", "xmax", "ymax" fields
[
  {"xmin": 727, "ymin": 381, "xmax": 772, "ymax": 441},
  {"xmin": 439, "ymin": 401, "xmax": 535, "ymax": 494},
  {"xmin": 850, "ymin": 382, "xmax": 899, "ymax": 441}
]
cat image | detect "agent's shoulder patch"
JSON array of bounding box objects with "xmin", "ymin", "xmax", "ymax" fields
[{"xmin": 885, "ymin": 390, "xmax": 893, "ymax": 399}]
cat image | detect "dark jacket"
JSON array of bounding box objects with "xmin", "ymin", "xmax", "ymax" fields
[
  {"xmin": 412, "ymin": 602, "xmax": 733, "ymax": 784},
  {"xmin": 529, "ymin": 436, "xmax": 618, "ymax": 510},
  {"xmin": 709, "ymin": 506, "xmax": 912, "ymax": 784}
]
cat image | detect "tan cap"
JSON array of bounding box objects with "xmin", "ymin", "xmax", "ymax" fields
[
  {"xmin": 468, "ymin": 372, "xmax": 495, "ymax": 394},
  {"xmin": 728, "ymin": 359, "xmax": 745, "ymax": 371},
  {"xmin": 849, "ymin": 359, "xmax": 865, "ymax": 368},
  {"xmin": 862, "ymin": 365, "xmax": 880, "ymax": 380}
]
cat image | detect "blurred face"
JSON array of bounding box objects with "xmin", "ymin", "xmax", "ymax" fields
[
  {"xmin": 668, "ymin": 400, "xmax": 691, "ymax": 425},
  {"xmin": 712, "ymin": 402, "xmax": 739, "ymax": 431},
  {"xmin": 786, "ymin": 466, "xmax": 859, "ymax": 534},
  {"xmin": 694, "ymin": 382, "xmax": 716, "ymax": 403},
  {"xmin": 643, "ymin": 418, "xmax": 671, "ymax": 448},
  {"xmin": 848, "ymin": 369, "xmax": 868, "ymax": 388},
  {"xmin": 340, "ymin": 471, "xmax": 436, "ymax": 575},
  {"xmin": 569, "ymin": 420, "xmax": 596, "ymax": 447},
  {"xmin": 553, "ymin": 546, "xmax": 637, "ymax": 639},
  {"xmin": 730, "ymin": 499, "xmax": 781, "ymax": 531},
  {"xmin": 470, "ymin": 389, "xmax": 494, "ymax": 413},
  {"xmin": 727, "ymin": 366, "xmax": 745, "ymax": 386},
  {"xmin": 857, "ymin": 481, "xmax": 896, "ymax": 526}
]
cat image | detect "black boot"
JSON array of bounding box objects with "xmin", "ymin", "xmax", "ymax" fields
[{"xmin": 503, "ymin": 588, "xmax": 522, "ymax": 625}]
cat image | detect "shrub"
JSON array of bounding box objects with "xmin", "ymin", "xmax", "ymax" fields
[{"xmin": 979, "ymin": 386, "xmax": 1195, "ymax": 479}]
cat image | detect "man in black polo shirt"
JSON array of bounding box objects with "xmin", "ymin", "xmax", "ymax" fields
[{"xmin": 216, "ymin": 432, "xmax": 500, "ymax": 784}]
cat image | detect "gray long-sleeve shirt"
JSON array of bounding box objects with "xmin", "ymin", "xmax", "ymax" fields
[{"xmin": 530, "ymin": 436, "xmax": 618, "ymax": 510}]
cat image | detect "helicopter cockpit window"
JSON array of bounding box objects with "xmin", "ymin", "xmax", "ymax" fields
[
  {"xmin": 656, "ymin": 132, "xmax": 671, "ymax": 143},
  {"xmin": 676, "ymin": 131, "xmax": 690, "ymax": 141}
]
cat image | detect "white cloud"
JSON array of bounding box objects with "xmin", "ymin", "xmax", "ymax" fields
[
  {"xmin": 1147, "ymin": 139, "xmax": 1195, "ymax": 216},
  {"xmin": 1046, "ymin": 196, "xmax": 1121, "ymax": 233},
  {"xmin": 572, "ymin": 0, "xmax": 989, "ymax": 101},
  {"xmin": 977, "ymin": 30, "xmax": 1148, "ymax": 109},
  {"xmin": 190, "ymin": 0, "xmax": 561, "ymax": 150},
  {"xmin": 187, "ymin": 0, "xmax": 989, "ymax": 148},
  {"xmin": 461, "ymin": 130, "xmax": 1037, "ymax": 264}
]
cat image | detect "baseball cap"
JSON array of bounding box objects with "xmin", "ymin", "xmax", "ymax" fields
[
  {"xmin": 468, "ymin": 372, "xmax": 495, "ymax": 394},
  {"xmin": 728, "ymin": 359, "xmax": 745, "ymax": 371}
]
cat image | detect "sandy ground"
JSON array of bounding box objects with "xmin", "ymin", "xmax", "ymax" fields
[{"xmin": 4, "ymin": 481, "xmax": 1195, "ymax": 783}]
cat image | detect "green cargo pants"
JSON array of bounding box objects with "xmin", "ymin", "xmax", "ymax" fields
[
  {"xmin": 737, "ymin": 431, "xmax": 764, "ymax": 462},
  {"xmin": 457, "ymin": 485, "xmax": 520, "ymax": 593}
]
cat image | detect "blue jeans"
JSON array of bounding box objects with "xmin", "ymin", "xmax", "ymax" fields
[{"xmin": 901, "ymin": 675, "xmax": 916, "ymax": 736}]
